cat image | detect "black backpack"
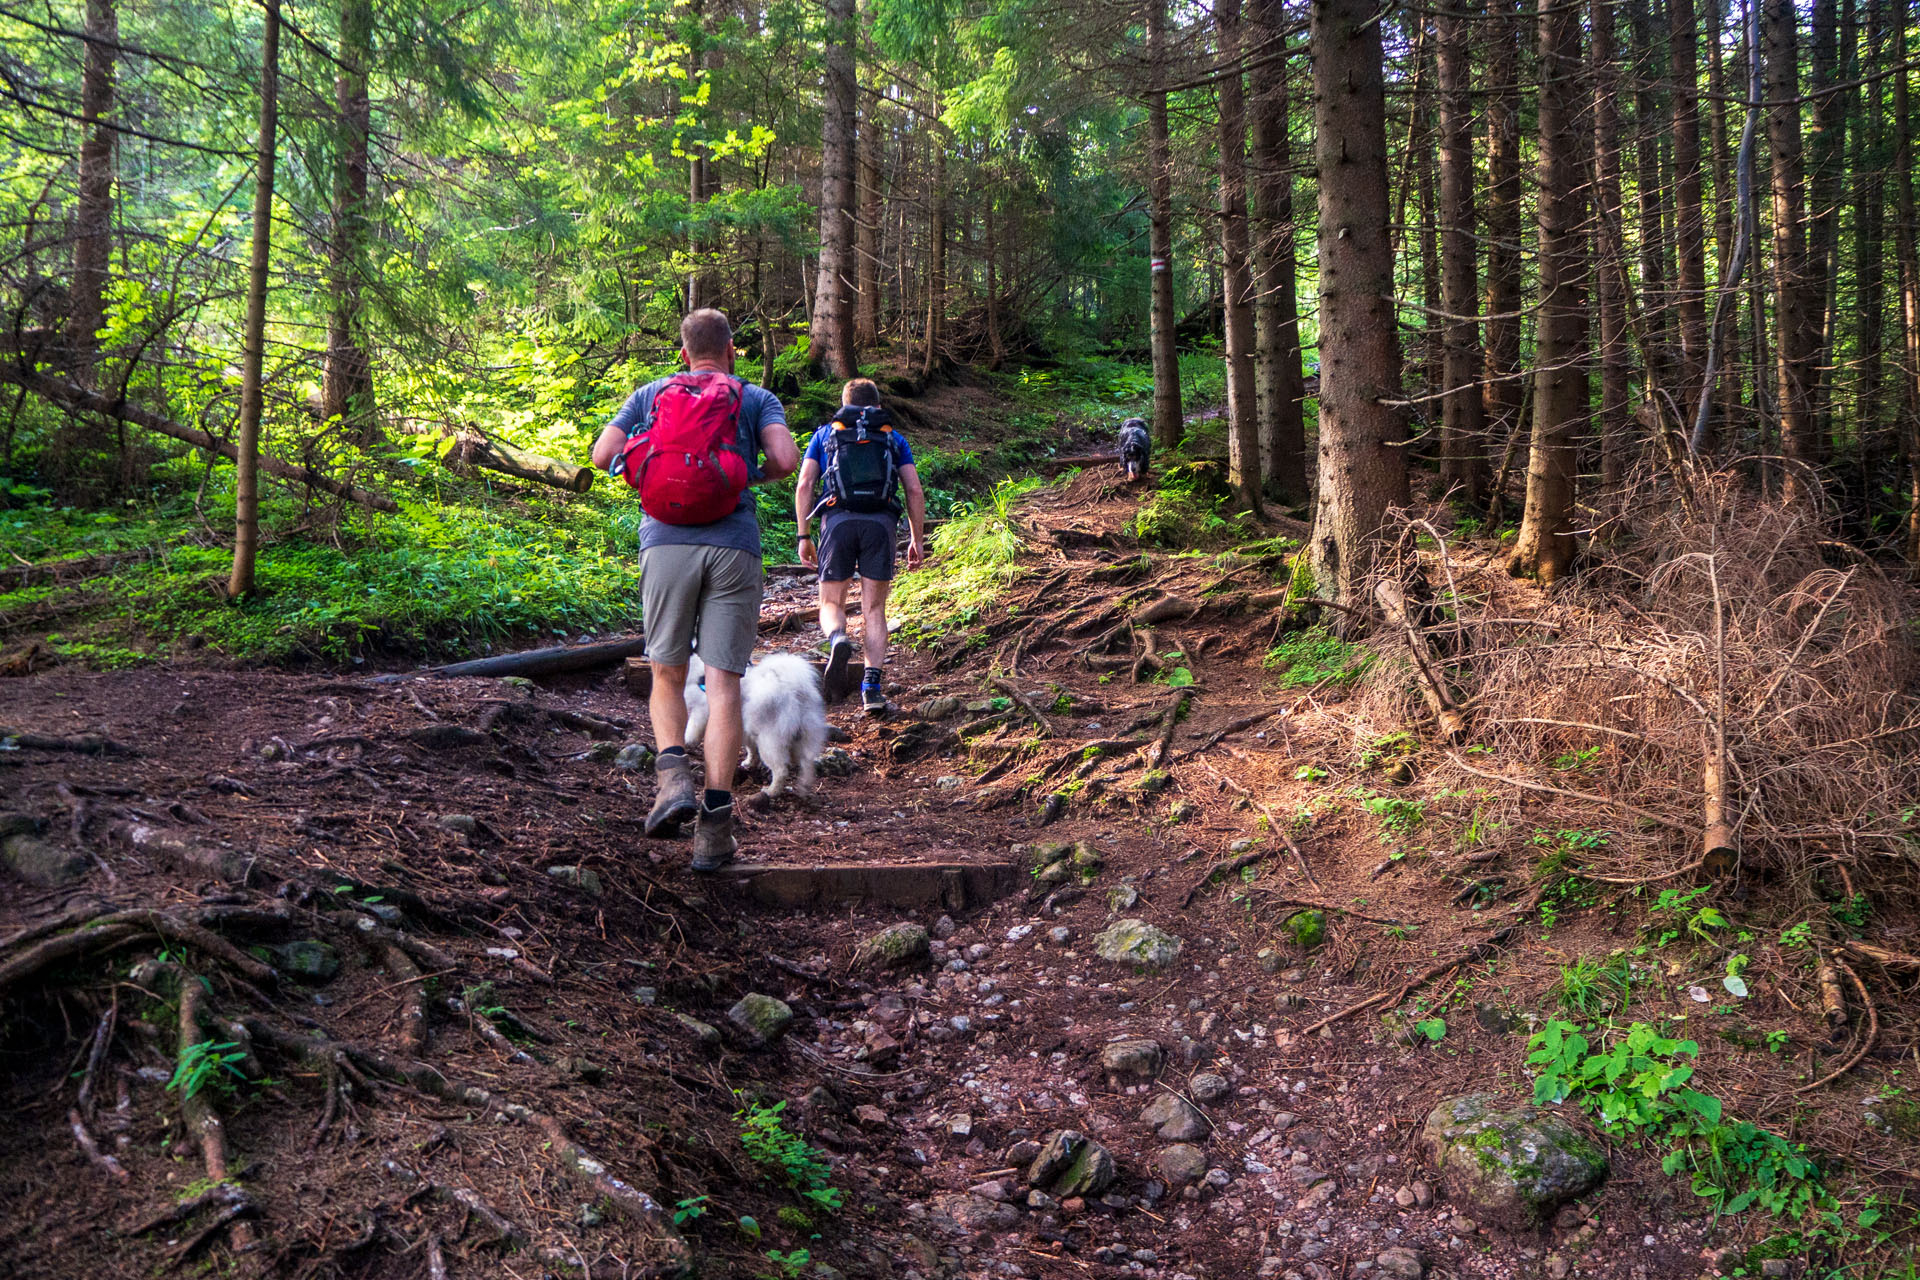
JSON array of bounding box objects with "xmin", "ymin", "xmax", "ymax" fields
[{"xmin": 819, "ymin": 405, "xmax": 901, "ymax": 515}]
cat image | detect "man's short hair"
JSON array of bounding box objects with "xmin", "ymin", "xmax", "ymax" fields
[
  {"xmin": 842, "ymin": 378, "xmax": 881, "ymax": 407},
  {"xmin": 680, "ymin": 309, "xmax": 733, "ymax": 362}
]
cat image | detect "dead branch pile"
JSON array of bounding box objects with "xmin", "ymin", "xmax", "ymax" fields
[{"xmin": 1395, "ymin": 473, "xmax": 1920, "ymax": 888}]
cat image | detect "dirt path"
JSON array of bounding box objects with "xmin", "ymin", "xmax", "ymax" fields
[{"xmin": 0, "ymin": 471, "xmax": 1868, "ymax": 1280}]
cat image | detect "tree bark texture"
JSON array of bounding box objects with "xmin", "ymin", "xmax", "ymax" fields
[
  {"xmin": 1481, "ymin": 0, "xmax": 1524, "ymax": 491},
  {"xmin": 1509, "ymin": 0, "xmax": 1587, "ymax": 586},
  {"xmin": 1670, "ymin": 0, "xmax": 1709, "ymax": 410},
  {"xmin": 1632, "ymin": 2, "xmax": 1671, "ymax": 393},
  {"xmin": 1764, "ymin": 0, "xmax": 1822, "ymax": 494},
  {"xmin": 1437, "ymin": 0, "xmax": 1488, "ymax": 501},
  {"xmin": 856, "ymin": 94, "xmax": 882, "ymax": 347},
  {"xmin": 1806, "ymin": 0, "xmax": 1845, "ymax": 446},
  {"xmin": 1250, "ymin": 0, "xmax": 1308, "ymax": 503},
  {"xmin": 1310, "ymin": 0, "xmax": 1407, "ymax": 611},
  {"xmin": 1146, "ymin": 0, "xmax": 1183, "ymax": 449},
  {"xmin": 1893, "ymin": 24, "xmax": 1920, "ymax": 560},
  {"xmin": 1593, "ymin": 0, "xmax": 1632, "ymax": 488},
  {"xmin": 1703, "ymin": 0, "xmax": 1739, "ymax": 444},
  {"xmin": 228, "ymin": 0, "xmax": 282, "ymax": 600},
  {"xmin": 921, "ymin": 90, "xmax": 947, "ymax": 378},
  {"xmin": 1217, "ymin": 0, "xmax": 1263, "ymax": 516},
  {"xmin": 812, "ymin": 0, "xmax": 858, "ymax": 378},
  {"xmin": 1852, "ymin": 0, "xmax": 1887, "ymax": 493},
  {"xmin": 67, "ymin": 0, "xmax": 117, "ymax": 385},
  {"xmin": 323, "ymin": 0, "xmax": 375, "ymax": 441}
]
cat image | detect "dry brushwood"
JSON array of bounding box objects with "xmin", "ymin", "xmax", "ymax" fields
[{"xmin": 1300, "ymin": 925, "xmax": 1518, "ymax": 1035}]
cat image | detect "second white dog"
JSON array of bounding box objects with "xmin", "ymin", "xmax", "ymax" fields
[{"xmin": 684, "ymin": 652, "xmax": 829, "ymax": 802}]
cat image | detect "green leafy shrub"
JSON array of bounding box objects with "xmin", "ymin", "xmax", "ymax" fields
[
  {"xmin": 1264, "ymin": 625, "xmax": 1374, "ymax": 688},
  {"xmin": 736, "ymin": 1100, "xmax": 843, "ymax": 1213}
]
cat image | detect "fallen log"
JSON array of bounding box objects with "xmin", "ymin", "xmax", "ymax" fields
[
  {"xmin": 459, "ymin": 436, "xmax": 595, "ymax": 493},
  {"xmin": 1374, "ymin": 578, "xmax": 1468, "ymax": 743},
  {"xmin": 0, "ymin": 361, "xmax": 398, "ymax": 513},
  {"xmin": 416, "ymin": 635, "xmax": 648, "ymax": 680}
]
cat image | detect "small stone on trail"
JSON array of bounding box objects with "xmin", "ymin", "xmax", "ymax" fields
[
  {"xmin": 1141, "ymin": 1093, "xmax": 1211, "ymax": 1141},
  {"xmin": 0, "ymin": 834, "xmax": 87, "ymax": 887},
  {"xmin": 854, "ymin": 1104, "xmax": 889, "ymax": 1128},
  {"xmin": 1094, "ymin": 919, "xmax": 1183, "ymax": 967},
  {"xmin": 546, "ymin": 864, "xmax": 602, "ymax": 896},
  {"xmin": 933, "ymin": 1192, "xmax": 1019, "ymax": 1235},
  {"xmin": 936, "ymin": 775, "xmax": 964, "ymax": 790},
  {"xmin": 1027, "ymin": 1190, "xmax": 1058, "ymax": 1211},
  {"xmin": 273, "ymin": 940, "xmax": 342, "ymax": 983},
  {"xmin": 1545, "ymin": 1255, "xmax": 1571, "ymax": 1280},
  {"xmin": 1422, "ymin": 1093, "xmax": 1608, "ymax": 1229},
  {"xmin": 932, "ymin": 915, "xmax": 957, "ymax": 939},
  {"xmin": 613, "ymin": 743, "xmax": 653, "ymax": 770},
  {"xmin": 1156, "ymin": 1144, "xmax": 1208, "ymax": 1186},
  {"xmin": 1191, "ymin": 1072, "xmax": 1230, "ymax": 1103},
  {"xmin": 726, "ymin": 993, "xmax": 794, "ymax": 1047},
  {"xmin": 970, "ymin": 1178, "xmax": 1014, "ymax": 1202},
  {"xmin": 1005, "ymin": 1139, "xmax": 1041, "ymax": 1165},
  {"xmin": 1760, "ymin": 1262, "xmax": 1790, "ymax": 1280},
  {"xmin": 436, "ymin": 813, "xmax": 480, "ymax": 834},
  {"xmin": 1108, "ymin": 885, "xmax": 1140, "ymax": 911},
  {"xmin": 675, "ymin": 1013, "xmax": 722, "ymax": 1053},
  {"xmin": 1412, "ymin": 1179, "xmax": 1433, "ymax": 1207},
  {"xmin": 1229, "ymin": 837, "xmax": 1256, "ymax": 853},
  {"xmin": 1167, "ymin": 800, "xmax": 1199, "ymax": 823},
  {"xmin": 1028, "ymin": 1130, "xmax": 1117, "ymax": 1197},
  {"xmin": 1101, "ymin": 1037, "xmax": 1165, "ymax": 1080},
  {"xmin": 1374, "ymin": 1247, "xmax": 1425, "ymax": 1279},
  {"xmin": 949, "ymin": 1113, "xmax": 973, "ymax": 1137},
  {"xmin": 1394, "ymin": 1185, "xmax": 1416, "ymax": 1208},
  {"xmin": 1048, "ymin": 926, "xmax": 1074, "ymax": 945},
  {"xmin": 852, "ymin": 922, "xmax": 932, "ymax": 971}
]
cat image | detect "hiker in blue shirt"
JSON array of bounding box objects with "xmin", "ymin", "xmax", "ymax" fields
[{"xmin": 793, "ymin": 378, "xmax": 926, "ymax": 714}]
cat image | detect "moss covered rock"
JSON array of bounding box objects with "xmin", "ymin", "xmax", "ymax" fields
[
  {"xmin": 852, "ymin": 922, "xmax": 932, "ymax": 971},
  {"xmin": 1094, "ymin": 918, "xmax": 1183, "ymax": 968},
  {"xmin": 1421, "ymin": 1093, "xmax": 1608, "ymax": 1228},
  {"xmin": 1027, "ymin": 1129, "xmax": 1116, "ymax": 1198},
  {"xmin": 726, "ymin": 993, "xmax": 794, "ymax": 1047},
  {"xmin": 1281, "ymin": 910, "xmax": 1327, "ymax": 949}
]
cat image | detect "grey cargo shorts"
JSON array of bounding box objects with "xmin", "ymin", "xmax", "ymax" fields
[{"xmin": 639, "ymin": 543, "xmax": 764, "ymax": 674}]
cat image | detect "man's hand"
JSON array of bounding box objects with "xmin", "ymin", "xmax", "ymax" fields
[
  {"xmin": 906, "ymin": 538, "xmax": 924, "ymax": 570},
  {"xmin": 798, "ymin": 537, "xmax": 819, "ymax": 569}
]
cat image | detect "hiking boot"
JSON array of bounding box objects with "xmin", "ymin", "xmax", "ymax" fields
[
  {"xmin": 861, "ymin": 680, "xmax": 890, "ymax": 717},
  {"xmin": 691, "ymin": 802, "xmax": 737, "ymax": 872},
  {"xmin": 645, "ymin": 753, "xmax": 697, "ymax": 837},
  {"xmin": 822, "ymin": 631, "xmax": 854, "ymax": 703}
]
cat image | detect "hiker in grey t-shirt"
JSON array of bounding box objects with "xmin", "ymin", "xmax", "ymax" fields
[{"xmin": 590, "ymin": 309, "xmax": 799, "ymax": 871}]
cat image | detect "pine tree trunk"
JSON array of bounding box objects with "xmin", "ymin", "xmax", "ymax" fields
[
  {"xmin": 1310, "ymin": 0, "xmax": 1407, "ymax": 612},
  {"xmin": 985, "ymin": 198, "xmax": 1005, "ymax": 368},
  {"xmin": 856, "ymin": 94, "xmax": 882, "ymax": 347},
  {"xmin": 1481, "ymin": 0, "xmax": 1525, "ymax": 500},
  {"xmin": 1593, "ymin": 0, "xmax": 1632, "ymax": 488},
  {"xmin": 1146, "ymin": 0, "xmax": 1183, "ymax": 448},
  {"xmin": 1509, "ymin": 0, "xmax": 1587, "ymax": 586},
  {"xmin": 1893, "ymin": 23, "xmax": 1920, "ymax": 559},
  {"xmin": 1632, "ymin": 3, "xmax": 1671, "ymax": 395},
  {"xmin": 1250, "ymin": 0, "xmax": 1307, "ymax": 503},
  {"xmin": 1437, "ymin": 0, "xmax": 1488, "ymax": 501},
  {"xmin": 922, "ymin": 90, "xmax": 947, "ymax": 379},
  {"xmin": 812, "ymin": 0, "xmax": 858, "ymax": 377},
  {"xmin": 1217, "ymin": 0, "xmax": 1263, "ymax": 516},
  {"xmin": 323, "ymin": 0, "xmax": 374, "ymax": 442},
  {"xmin": 1764, "ymin": 0, "xmax": 1822, "ymax": 495},
  {"xmin": 1854, "ymin": 0, "xmax": 1888, "ymax": 500},
  {"xmin": 228, "ymin": 0, "xmax": 281, "ymax": 601},
  {"xmin": 1704, "ymin": 0, "xmax": 1740, "ymax": 444},
  {"xmin": 1807, "ymin": 0, "xmax": 1846, "ymax": 449},
  {"xmin": 67, "ymin": 0, "xmax": 116, "ymax": 385},
  {"xmin": 1670, "ymin": 0, "xmax": 1709, "ymax": 411}
]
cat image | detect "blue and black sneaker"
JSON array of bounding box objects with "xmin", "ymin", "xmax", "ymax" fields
[{"xmin": 860, "ymin": 667, "xmax": 888, "ymax": 716}]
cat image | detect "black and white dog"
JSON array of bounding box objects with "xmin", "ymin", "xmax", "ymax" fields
[{"xmin": 1118, "ymin": 417, "xmax": 1151, "ymax": 483}]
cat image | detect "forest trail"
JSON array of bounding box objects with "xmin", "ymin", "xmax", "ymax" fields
[{"xmin": 0, "ymin": 469, "xmax": 1900, "ymax": 1280}]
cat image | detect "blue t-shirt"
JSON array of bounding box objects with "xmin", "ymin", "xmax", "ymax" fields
[
  {"xmin": 609, "ymin": 375, "xmax": 787, "ymax": 557},
  {"xmin": 804, "ymin": 418, "xmax": 914, "ymax": 532}
]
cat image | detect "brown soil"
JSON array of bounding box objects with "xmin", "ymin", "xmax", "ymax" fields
[{"xmin": 1, "ymin": 466, "xmax": 1912, "ymax": 1280}]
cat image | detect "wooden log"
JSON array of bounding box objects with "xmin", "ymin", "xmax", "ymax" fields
[
  {"xmin": 1700, "ymin": 752, "xmax": 1738, "ymax": 877},
  {"xmin": 1374, "ymin": 579, "xmax": 1469, "ymax": 742},
  {"xmin": 0, "ymin": 359, "xmax": 397, "ymax": 512},
  {"xmin": 422, "ymin": 635, "xmax": 647, "ymax": 679},
  {"xmin": 623, "ymin": 657, "xmax": 653, "ymax": 698},
  {"xmin": 462, "ymin": 436, "xmax": 595, "ymax": 493}
]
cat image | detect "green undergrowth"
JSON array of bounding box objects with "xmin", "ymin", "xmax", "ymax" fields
[
  {"xmin": 1264, "ymin": 624, "xmax": 1375, "ymax": 688},
  {"xmin": 892, "ymin": 476, "xmax": 1041, "ymax": 640}
]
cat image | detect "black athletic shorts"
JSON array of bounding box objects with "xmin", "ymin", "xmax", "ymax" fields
[{"xmin": 819, "ymin": 513, "xmax": 898, "ymax": 582}]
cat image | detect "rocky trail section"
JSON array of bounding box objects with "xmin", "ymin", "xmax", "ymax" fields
[{"xmin": 1, "ymin": 470, "xmax": 1909, "ymax": 1279}]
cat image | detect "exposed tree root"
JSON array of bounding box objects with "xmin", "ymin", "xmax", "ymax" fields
[
  {"xmin": 0, "ymin": 727, "xmax": 136, "ymax": 754},
  {"xmin": 172, "ymin": 965, "xmax": 254, "ymax": 1250},
  {"xmin": 990, "ymin": 675, "xmax": 1054, "ymax": 737},
  {"xmin": 380, "ymin": 942, "xmax": 428, "ymax": 1056},
  {"xmin": 68, "ymin": 1107, "xmax": 127, "ymax": 1181},
  {"xmin": 1840, "ymin": 940, "xmax": 1920, "ymax": 971},
  {"xmin": 1145, "ymin": 687, "xmax": 1192, "ymax": 768},
  {"xmin": 1795, "ymin": 961, "xmax": 1877, "ymax": 1093}
]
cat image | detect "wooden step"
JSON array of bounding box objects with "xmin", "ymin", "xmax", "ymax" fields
[{"xmin": 720, "ymin": 861, "xmax": 1022, "ymax": 912}]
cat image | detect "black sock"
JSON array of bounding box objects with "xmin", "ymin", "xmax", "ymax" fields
[
  {"xmin": 660, "ymin": 745, "xmax": 686, "ymax": 760},
  {"xmin": 862, "ymin": 666, "xmax": 884, "ymax": 685},
  {"xmin": 702, "ymin": 788, "xmax": 732, "ymax": 812}
]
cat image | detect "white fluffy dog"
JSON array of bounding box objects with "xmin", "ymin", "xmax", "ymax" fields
[{"xmin": 684, "ymin": 652, "xmax": 829, "ymax": 802}]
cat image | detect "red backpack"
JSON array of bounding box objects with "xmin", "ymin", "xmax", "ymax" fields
[{"xmin": 620, "ymin": 372, "xmax": 749, "ymax": 525}]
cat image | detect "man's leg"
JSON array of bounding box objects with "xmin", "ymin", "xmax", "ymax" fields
[
  {"xmin": 640, "ymin": 547, "xmax": 700, "ymax": 838},
  {"xmin": 859, "ymin": 575, "xmax": 892, "ymax": 713},
  {"xmin": 818, "ymin": 577, "xmax": 850, "ymax": 641},
  {"xmin": 700, "ymin": 668, "xmax": 744, "ymax": 793}
]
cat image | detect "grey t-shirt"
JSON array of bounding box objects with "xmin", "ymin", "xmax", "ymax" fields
[{"xmin": 608, "ymin": 375, "xmax": 787, "ymax": 557}]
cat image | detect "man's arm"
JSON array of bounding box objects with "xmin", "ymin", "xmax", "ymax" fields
[
  {"xmin": 759, "ymin": 423, "xmax": 800, "ymax": 482},
  {"xmin": 793, "ymin": 458, "xmax": 822, "ymax": 567},
  {"xmin": 898, "ymin": 462, "xmax": 928, "ymax": 569},
  {"xmin": 590, "ymin": 425, "xmax": 626, "ymax": 472}
]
